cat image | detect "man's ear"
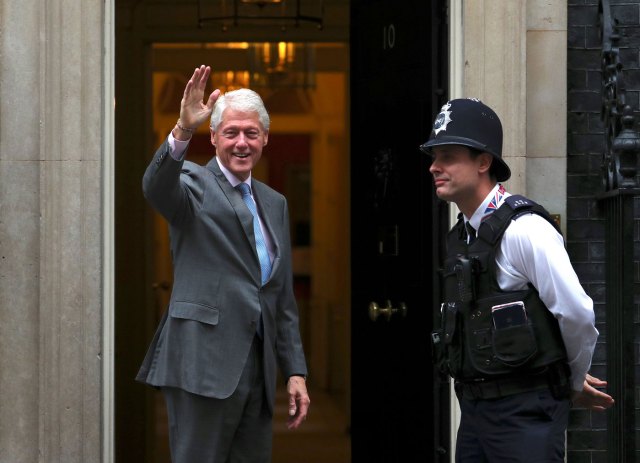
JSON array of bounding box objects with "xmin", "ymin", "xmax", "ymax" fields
[
  {"xmin": 210, "ymin": 127, "xmax": 216, "ymax": 147},
  {"xmin": 478, "ymin": 152, "xmax": 493, "ymax": 175}
]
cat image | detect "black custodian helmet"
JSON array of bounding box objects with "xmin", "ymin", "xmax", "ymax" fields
[{"xmin": 420, "ymin": 98, "xmax": 511, "ymax": 182}]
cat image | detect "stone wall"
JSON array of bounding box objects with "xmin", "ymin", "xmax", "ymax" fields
[{"xmin": 0, "ymin": 0, "xmax": 109, "ymax": 462}]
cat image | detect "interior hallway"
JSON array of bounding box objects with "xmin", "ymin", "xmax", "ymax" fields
[
  {"xmin": 154, "ymin": 385, "xmax": 351, "ymax": 463},
  {"xmin": 272, "ymin": 386, "xmax": 350, "ymax": 463}
]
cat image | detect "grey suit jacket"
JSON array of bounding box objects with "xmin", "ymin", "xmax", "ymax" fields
[{"xmin": 136, "ymin": 139, "xmax": 307, "ymax": 412}]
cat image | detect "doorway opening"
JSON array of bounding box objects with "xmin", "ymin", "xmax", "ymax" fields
[{"xmin": 115, "ymin": 41, "xmax": 351, "ymax": 463}]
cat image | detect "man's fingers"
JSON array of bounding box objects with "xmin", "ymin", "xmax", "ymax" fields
[
  {"xmin": 297, "ymin": 403, "xmax": 309, "ymax": 420},
  {"xmin": 285, "ymin": 376, "xmax": 310, "ymax": 429},
  {"xmin": 184, "ymin": 65, "xmax": 210, "ymax": 97},
  {"xmin": 206, "ymin": 89, "xmax": 221, "ymax": 110},
  {"xmin": 198, "ymin": 65, "xmax": 211, "ymax": 86},
  {"xmin": 178, "ymin": 66, "xmax": 218, "ymax": 129},
  {"xmin": 573, "ymin": 385, "xmax": 615, "ymax": 411},
  {"xmin": 586, "ymin": 374, "xmax": 607, "ymax": 387},
  {"xmin": 287, "ymin": 406, "xmax": 308, "ymax": 430}
]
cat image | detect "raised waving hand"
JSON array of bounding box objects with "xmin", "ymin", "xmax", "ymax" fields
[{"xmin": 174, "ymin": 65, "xmax": 220, "ymax": 140}]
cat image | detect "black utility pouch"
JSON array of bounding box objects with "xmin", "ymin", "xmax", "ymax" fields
[
  {"xmin": 444, "ymin": 302, "xmax": 464, "ymax": 376},
  {"xmin": 431, "ymin": 329, "xmax": 446, "ymax": 372},
  {"xmin": 431, "ymin": 301, "xmax": 464, "ymax": 376},
  {"xmin": 490, "ymin": 301, "xmax": 537, "ymax": 367}
]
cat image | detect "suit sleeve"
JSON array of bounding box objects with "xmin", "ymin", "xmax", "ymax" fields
[
  {"xmin": 275, "ymin": 197, "xmax": 308, "ymax": 379},
  {"xmin": 142, "ymin": 138, "xmax": 204, "ymax": 225}
]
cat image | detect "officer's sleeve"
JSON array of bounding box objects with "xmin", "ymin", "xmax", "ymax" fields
[{"xmin": 496, "ymin": 213, "xmax": 598, "ymax": 393}]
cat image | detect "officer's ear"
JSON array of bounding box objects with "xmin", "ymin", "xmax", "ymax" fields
[{"xmin": 477, "ymin": 152, "xmax": 493, "ymax": 175}]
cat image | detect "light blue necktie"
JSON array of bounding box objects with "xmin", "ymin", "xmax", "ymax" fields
[{"xmin": 237, "ymin": 182, "xmax": 272, "ymax": 285}]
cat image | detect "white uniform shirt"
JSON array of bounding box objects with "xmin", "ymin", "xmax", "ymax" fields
[{"xmin": 465, "ymin": 184, "xmax": 597, "ymax": 392}]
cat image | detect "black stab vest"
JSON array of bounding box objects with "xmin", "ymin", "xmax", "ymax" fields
[{"xmin": 437, "ymin": 195, "xmax": 568, "ymax": 382}]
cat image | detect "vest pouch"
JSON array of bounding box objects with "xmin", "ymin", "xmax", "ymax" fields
[
  {"xmin": 468, "ymin": 291, "xmax": 559, "ymax": 376},
  {"xmin": 441, "ymin": 301, "xmax": 464, "ymax": 377},
  {"xmin": 432, "ymin": 303, "xmax": 450, "ymax": 374},
  {"xmin": 431, "ymin": 329, "xmax": 446, "ymax": 373},
  {"xmin": 491, "ymin": 320, "xmax": 537, "ymax": 367}
]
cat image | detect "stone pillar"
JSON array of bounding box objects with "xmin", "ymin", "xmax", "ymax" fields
[
  {"xmin": 0, "ymin": 2, "xmax": 42, "ymax": 459},
  {"xmin": 0, "ymin": 0, "xmax": 108, "ymax": 461},
  {"xmin": 463, "ymin": 0, "xmax": 527, "ymax": 195},
  {"xmin": 461, "ymin": 0, "xmax": 568, "ymax": 225},
  {"xmin": 526, "ymin": 0, "xmax": 568, "ymax": 231}
]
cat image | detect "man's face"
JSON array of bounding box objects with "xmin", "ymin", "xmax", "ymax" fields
[
  {"xmin": 428, "ymin": 145, "xmax": 490, "ymax": 205},
  {"xmin": 211, "ymin": 108, "xmax": 268, "ymax": 181}
]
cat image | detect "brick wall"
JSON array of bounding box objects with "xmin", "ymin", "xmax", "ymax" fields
[{"xmin": 567, "ymin": 0, "xmax": 640, "ymax": 461}]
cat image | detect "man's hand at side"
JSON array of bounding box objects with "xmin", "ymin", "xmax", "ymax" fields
[
  {"xmin": 286, "ymin": 376, "xmax": 310, "ymax": 430},
  {"xmin": 571, "ymin": 374, "xmax": 615, "ymax": 411}
]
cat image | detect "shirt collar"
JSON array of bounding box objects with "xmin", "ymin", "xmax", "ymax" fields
[
  {"xmin": 465, "ymin": 183, "xmax": 510, "ymax": 231},
  {"xmin": 215, "ymin": 157, "xmax": 252, "ymax": 190}
]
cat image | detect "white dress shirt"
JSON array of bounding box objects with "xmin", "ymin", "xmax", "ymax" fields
[{"xmin": 465, "ymin": 184, "xmax": 597, "ymax": 392}]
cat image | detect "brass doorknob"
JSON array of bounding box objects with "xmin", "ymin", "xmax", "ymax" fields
[{"xmin": 369, "ymin": 300, "xmax": 408, "ymax": 321}]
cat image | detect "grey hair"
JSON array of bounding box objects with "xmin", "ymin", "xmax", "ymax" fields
[{"xmin": 210, "ymin": 88, "xmax": 270, "ymax": 132}]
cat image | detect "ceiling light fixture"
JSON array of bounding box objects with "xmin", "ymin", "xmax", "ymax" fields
[{"xmin": 198, "ymin": 0, "xmax": 324, "ymax": 31}]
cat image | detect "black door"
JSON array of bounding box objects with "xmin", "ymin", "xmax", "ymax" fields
[{"xmin": 350, "ymin": 0, "xmax": 450, "ymax": 461}]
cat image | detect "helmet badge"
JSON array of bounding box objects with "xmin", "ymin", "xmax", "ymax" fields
[{"xmin": 433, "ymin": 102, "xmax": 452, "ymax": 135}]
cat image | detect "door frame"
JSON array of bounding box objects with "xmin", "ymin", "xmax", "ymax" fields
[
  {"xmin": 447, "ymin": 1, "xmax": 463, "ymax": 459},
  {"xmin": 102, "ymin": 0, "xmax": 116, "ymax": 462},
  {"xmin": 101, "ymin": 1, "xmax": 463, "ymax": 461}
]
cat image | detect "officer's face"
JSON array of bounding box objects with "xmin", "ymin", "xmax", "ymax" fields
[
  {"xmin": 429, "ymin": 145, "xmax": 492, "ymax": 213},
  {"xmin": 211, "ymin": 108, "xmax": 268, "ymax": 181}
]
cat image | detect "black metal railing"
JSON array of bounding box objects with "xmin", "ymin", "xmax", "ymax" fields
[{"xmin": 598, "ymin": 0, "xmax": 639, "ymax": 461}]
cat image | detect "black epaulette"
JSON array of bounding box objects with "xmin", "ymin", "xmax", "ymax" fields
[{"xmin": 476, "ymin": 195, "xmax": 561, "ymax": 246}]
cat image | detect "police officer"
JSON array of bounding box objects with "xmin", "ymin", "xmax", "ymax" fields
[{"xmin": 422, "ymin": 98, "xmax": 614, "ymax": 462}]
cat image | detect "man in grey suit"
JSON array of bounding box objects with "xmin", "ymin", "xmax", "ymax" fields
[{"xmin": 136, "ymin": 64, "xmax": 310, "ymax": 463}]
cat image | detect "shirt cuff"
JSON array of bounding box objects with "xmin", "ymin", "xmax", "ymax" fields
[{"xmin": 168, "ymin": 131, "xmax": 189, "ymax": 161}]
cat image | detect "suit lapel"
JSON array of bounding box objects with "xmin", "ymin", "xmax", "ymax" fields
[
  {"xmin": 206, "ymin": 159, "xmax": 257, "ymax": 254},
  {"xmin": 206, "ymin": 158, "xmax": 281, "ymax": 282}
]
